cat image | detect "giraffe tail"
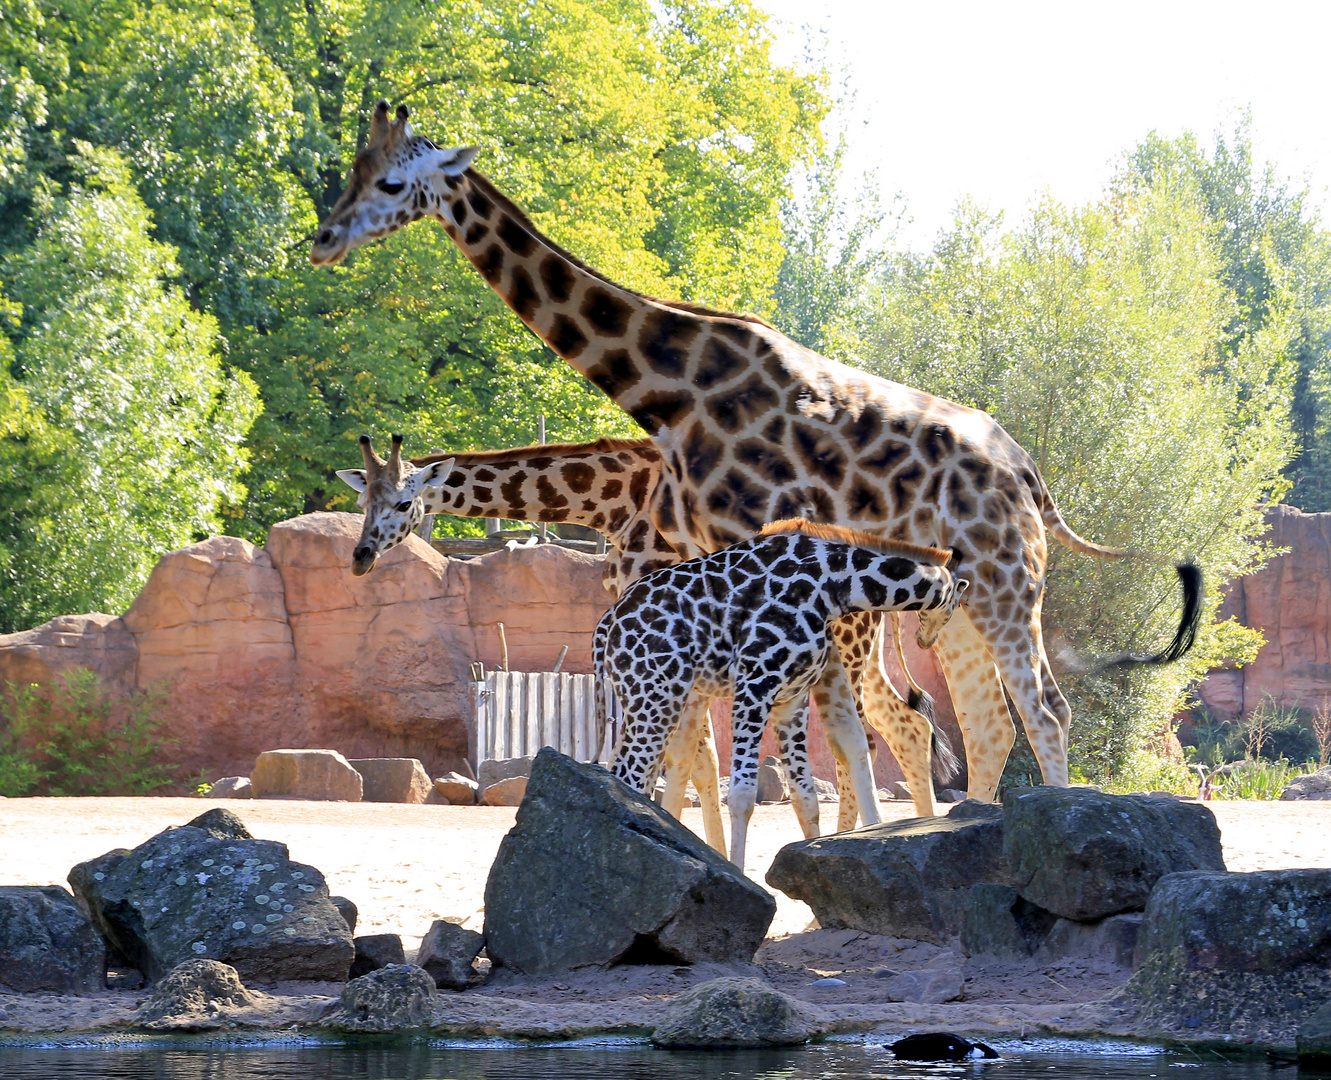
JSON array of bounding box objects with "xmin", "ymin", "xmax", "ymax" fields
[
  {"xmin": 889, "ymin": 614, "xmax": 960, "ymax": 784},
  {"xmin": 1034, "ymin": 481, "xmax": 1130, "ymax": 560}
]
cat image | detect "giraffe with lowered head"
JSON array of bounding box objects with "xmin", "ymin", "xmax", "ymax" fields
[{"xmin": 310, "ymin": 100, "xmax": 1203, "ymax": 799}]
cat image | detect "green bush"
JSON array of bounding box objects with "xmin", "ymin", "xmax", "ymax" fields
[
  {"xmin": 1184, "ymin": 699, "xmax": 1319, "ymax": 767},
  {"xmin": 1213, "ymin": 759, "xmax": 1314, "ymax": 801},
  {"xmin": 0, "ymin": 668, "xmax": 176, "ymax": 796}
]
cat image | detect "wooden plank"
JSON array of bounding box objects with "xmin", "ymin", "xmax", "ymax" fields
[
  {"xmin": 565, "ymin": 675, "xmax": 582, "ymax": 761},
  {"xmin": 542, "ymin": 673, "xmax": 562, "ymax": 755}
]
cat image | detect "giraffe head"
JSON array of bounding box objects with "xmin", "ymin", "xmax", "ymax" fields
[
  {"xmin": 915, "ymin": 553, "xmax": 970, "ymax": 648},
  {"xmin": 336, "ymin": 434, "xmax": 455, "ymax": 576},
  {"xmin": 310, "ymin": 99, "xmax": 479, "ymax": 266}
]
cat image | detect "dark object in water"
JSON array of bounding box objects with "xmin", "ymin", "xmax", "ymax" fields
[{"xmin": 889, "ymin": 1032, "xmax": 999, "ymax": 1060}]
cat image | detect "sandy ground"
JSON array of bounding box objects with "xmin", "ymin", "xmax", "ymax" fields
[{"xmin": 2, "ymin": 796, "xmax": 1329, "ymax": 1045}]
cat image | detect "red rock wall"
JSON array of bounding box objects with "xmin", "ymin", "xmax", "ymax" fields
[
  {"xmin": 0, "ymin": 513, "xmax": 612, "ymax": 782},
  {"xmin": 1197, "ymin": 505, "xmax": 1331, "ymax": 720}
]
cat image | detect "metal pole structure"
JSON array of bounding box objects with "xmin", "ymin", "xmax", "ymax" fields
[{"xmin": 537, "ymin": 415, "xmax": 548, "ymax": 544}]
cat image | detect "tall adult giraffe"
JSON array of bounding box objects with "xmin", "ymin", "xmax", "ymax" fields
[{"xmin": 310, "ymin": 100, "xmax": 1202, "ymax": 798}]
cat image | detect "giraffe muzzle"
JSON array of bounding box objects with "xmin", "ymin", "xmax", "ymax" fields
[{"xmin": 351, "ymin": 546, "xmax": 379, "ymax": 576}]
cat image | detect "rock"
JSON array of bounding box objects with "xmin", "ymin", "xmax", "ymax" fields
[
  {"xmin": 757, "ymin": 761, "xmax": 788, "ymax": 803},
  {"xmin": 814, "ymin": 778, "xmax": 839, "ymax": 803},
  {"xmin": 1124, "ymin": 868, "xmax": 1331, "ymax": 1040},
  {"xmin": 132, "ymin": 959, "xmax": 259, "ymax": 1030},
  {"xmin": 251, "ymin": 749, "xmax": 363, "ymax": 801},
  {"xmin": 0, "ymin": 518, "xmax": 613, "ymax": 783},
  {"xmin": 207, "ymin": 777, "xmax": 253, "ymax": 799},
  {"xmin": 1196, "ymin": 505, "xmax": 1331, "ymax": 722},
  {"xmin": 331, "ymin": 896, "xmax": 358, "ymax": 935},
  {"xmin": 0, "ymin": 885, "xmax": 105, "ymax": 994},
  {"xmin": 940, "ymin": 789, "xmax": 967, "ymax": 803},
  {"xmin": 1002, "ymin": 786, "xmax": 1225, "ymax": 921},
  {"xmin": 350, "ymin": 934, "xmax": 405, "ymax": 978},
  {"xmin": 960, "ymin": 883, "xmax": 1057, "ymax": 960},
  {"xmin": 320, "ymin": 964, "xmax": 438, "ymax": 1032},
  {"xmin": 477, "ymin": 756, "xmax": 533, "ymax": 788},
  {"xmin": 1298, "ymin": 999, "xmax": 1331, "ymax": 1059},
  {"xmin": 651, "ymin": 977, "xmax": 816, "ymax": 1048},
  {"xmin": 184, "ymin": 808, "xmax": 252, "ymax": 841},
  {"xmin": 484, "ymin": 748, "xmax": 775, "ymax": 974},
  {"xmin": 765, "ymin": 800, "xmax": 1007, "ymax": 943},
  {"xmin": 481, "ymin": 776, "xmax": 528, "ymax": 806},
  {"xmin": 1283, "ymin": 766, "xmax": 1331, "ymax": 801},
  {"xmin": 1036, "ymin": 913, "xmax": 1141, "ymax": 969},
  {"xmin": 68, "ymin": 812, "xmax": 353, "ymax": 984},
  {"xmin": 883, "ymin": 966, "xmax": 964, "ymax": 1004},
  {"xmin": 891, "ymin": 781, "xmax": 912, "ymax": 801},
  {"xmin": 434, "ymin": 772, "xmax": 479, "ymax": 805},
  {"xmin": 417, "ymin": 919, "xmax": 484, "ymax": 990},
  {"xmin": 348, "ymin": 757, "xmax": 432, "ymax": 803}
]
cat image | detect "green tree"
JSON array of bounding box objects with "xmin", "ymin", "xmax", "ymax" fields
[
  {"xmin": 0, "ymin": 145, "xmax": 258, "ymax": 632},
  {"xmin": 843, "ymin": 182, "xmax": 1293, "ymax": 785}
]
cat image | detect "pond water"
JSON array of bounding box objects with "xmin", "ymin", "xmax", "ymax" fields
[{"xmin": 0, "ymin": 1037, "xmax": 1323, "ymax": 1080}]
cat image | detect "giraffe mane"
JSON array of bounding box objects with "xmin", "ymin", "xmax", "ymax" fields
[
  {"xmin": 465, "ymin": 170, "xmax": 776, "ymax": 331},
  {"xmin": 758, "ymin": 519, "xmax": 952, "ymax": 566},
  {"xmin": 410, "ymin": 436, "xmax": 657, "ymax": 468}
]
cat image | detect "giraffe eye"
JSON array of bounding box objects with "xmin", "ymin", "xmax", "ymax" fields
[
  {"xmin": 394, "ymin": 500, "xmax": 412, "ymax": 512},
  {"xmin": 376, "ymin": 179, "xmax": 405, "ymax": 196}
]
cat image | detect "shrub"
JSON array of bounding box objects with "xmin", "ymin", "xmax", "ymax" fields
[{"xmin": 0, "ymin": 668, "xmax": 176, "ymax": 796}]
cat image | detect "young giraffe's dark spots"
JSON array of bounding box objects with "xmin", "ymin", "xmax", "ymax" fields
[
  {"xmin": 473, "ymin": 487, "xmax": 493, "ymax": 503},
  {"xmin": 607, "ymin": 507, "xmax": 630, "ymax": 533},
  {"xmin": 500, "ymin": 470, "xmax": 527, "ymax": 512},
  {"xmin": 638, "ymin": 310, "xmax": 699, "ymax": 377},
  {"xmin": 629, "ymin": 466, "xmax": 652, "ymax": 509},
  {"xmin": 654, "ymin": 491, "xmax": 677, "ymax": 533},
  {"xmin": 477, "ymin": 244, "xmax": 505, "ymax": 283},
  {"xmin": 508, "ymin": 266, "xmax": 540, "ymax": 321},
  {"xmin": 591, "ymin": 512, "xmax": 607, "ymax": 529},
  {"xmin": 464, "ymin": 223, "xmax": 488, "ymax": 245},
  {"xmin": 497, "ymin": 215, "xmax": 535, "ymax": 257},
  {"xmin": 452, "ymin": 491, "xmax": 467, "ymax": 508},
  {"xmin": 695, "ymin": 335, "xmax": 746, "ymax": 390},
  {"xmin": 581, "ymin": 288, "xmax": 633, "ymax": 336},
  {"xmin": 600, "ymin": 478, "xmax": 623, "ymax": 500},
  {"xmin": 548, "ymin": 315, "xmax": 588, "ymax": 358},
  {"xmin": 466, "ymin": 186, "xmax": 493, "ymax": 220},
  {"xmin": 584, "ymin": 348, "xmax": 641, "ymax": 398},
  {"xmin": 561, "ymin": 462, "xmax": 596, "ymax": 494},
  {"xmin": 443, "ymin": 472, "xmax": 466, "ymax": 488}
]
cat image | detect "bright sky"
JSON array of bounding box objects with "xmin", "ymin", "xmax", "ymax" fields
[{"xmin": 756, "ymin": 0, "xmax": 1331, "ymax": 251}]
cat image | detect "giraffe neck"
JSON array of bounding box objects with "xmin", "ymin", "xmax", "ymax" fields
[
  {"xmin": 426, "ymin": 167, "xmax": 763, "ymax": 434},
  {"xmin": 418, "ymin": 445, "xmax": 658, "ymax": 541}
]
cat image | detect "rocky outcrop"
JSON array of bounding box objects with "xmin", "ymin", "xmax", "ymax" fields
[
  {"xmin": 320, "ymin": 965, "xmax": 438, "ymax": 1032},
  {"xmin": 417, "ymin": 919, "xmax": 484, "ymax": 990},
  {"xmin": 765, "ymin": 801, "xmax": 1008, "ymax": 943},
  {"xmin": 484, "ymin": 748, "xmax": 774, "ymax": 974},
  {"xmin": 252, "ymin": 749, "xmax": 364, "ymax": 801},
  {"xmin": 131, "ymin": 959, "xmax": 261, "ymax": 1030},
  {"xmin": 0, "ymin": 885, "xmax": 106, "ymax": 994},
  {"xmin": 1197, "ymin": 505, "xmax": 1331, "ymax": 720},
  {"xmin": 1002, "ymin": 787, "xmax": 1225, "ymax": 921},
  {"xmin": 1122, "ymin": 869, "xmax": 1331, "ymax": 1042},
  {"xmin": 68, "ymin": 809, "xmax": 353, "ymax": 983},
  {"xmin": 0, "ymin": 514, "xmax": 612, "ymax": 783},
  {"xmin": 350, "ymin": 934, "xmax": 405, "ymax": 979},
  {"xmin": 348, "ymin": 758, "xmax": 432, "ymax": 803},
  {"xmin": 651, "ymin": 978, "xmax": 816, "ymax": 1048}
]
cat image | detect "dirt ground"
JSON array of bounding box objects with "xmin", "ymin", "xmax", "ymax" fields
[{"xmin": 1, "ymin": 796, "xmax": 1329, "ymax": 1042}]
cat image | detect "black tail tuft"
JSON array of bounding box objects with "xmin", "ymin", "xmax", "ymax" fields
[
  {"xmin": 909, "ymin": 686, "xmax": 960, "ymax": 784},
  {"xmin": 1098, "ymin": 561, "xmax": 1203, "ymax": 670}
]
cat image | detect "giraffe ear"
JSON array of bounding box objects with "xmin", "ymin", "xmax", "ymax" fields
[
  {"xmin": 336, "ymin": 469, "xmax": 368, "ymax": 493},
  {"xmin": 418, "ymin": 458, "xmax": 455, "ymax": 487},
  {"xmin": 438, "ymin": 147, "xmax": 481, "ymax": 176}
]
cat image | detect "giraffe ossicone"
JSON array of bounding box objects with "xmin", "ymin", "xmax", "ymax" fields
[
  {"xmin": 596, "ymin": 519, "xmax": 967, "ymax": 869},
  {"xmin": 312, "ymin": 100, "xmax": 1204, "ymax": 804}
]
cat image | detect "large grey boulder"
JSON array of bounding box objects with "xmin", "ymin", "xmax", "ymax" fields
[
  {"xmin": 1002, "ymin": 786, "xmax": 1224, "ymax": 920},
  {"xmin": 477, "ymin": 756, "xmax": 533, "ymax": 788},
  {"xmin": 251, "ymin": 749, "xmax": 363, "ymax": 801},
  {"xmin": 766, "ymin": 800, "xmax": 1008, "ymax": 943},
  {"xmin": 207, "ymin": 777, "xmax": 253, "ymax": 799},
  {"xmin": 0, "ymin": 885, "xmax": 106, "ymax": 994},
  {"xmin": 1123, "ymin": 869, "xmax": 1331, "ymax": 1041},
  {"xmin": 434, "ymin": 772, "xmax": 479, "ymax": 805},
  {"xmin": 651, "ymin": 977, "xmax": 816, "ymax": 1048},
  {"xmin": 348, "ymin": 758, "xmax": 432, "ymax": 803},
  {"xmin": 1299, "ymin": 999, "xmax": 1331, "ymax": 1059},
  {"xmin": 484, "ymin": 748, "xmax": 774, "ymax": 974},
  {"xmin": 68, "ymin": 808, "xmax": 353, "ymax": 983},
  {"xmin": 418, "ymin": 919, "xmax": 484, "ymax": 990},
  {"xmin": 960, "ymin": 883, "xmax": 1057, "ymax": 960},
  {"xmin": 1282, "ymin": 766, "xmax": 1331, "ymax": 801},
  {"xmin": 350, "ymin": 934, "xmax": 405, "ymax": 979},
  {"xmin": 132, "ymin": 959, "xmax": 260, "ymax": 1030},
  {"xmin": 321, "ymin": 965, "xmax": 438, "ymax": 1032}
]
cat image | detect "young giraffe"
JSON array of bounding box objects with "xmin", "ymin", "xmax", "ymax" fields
[
  {"xmin": 335, "ymin": 432, "xmax": 930, "ymax": 851},
  {"xmin": 309, "ymin": 100, "xmax": 1203, "ymax": 800},
  {"xmin": 598, "ymin": 519, "xmax": 967, "ymax": 869}
]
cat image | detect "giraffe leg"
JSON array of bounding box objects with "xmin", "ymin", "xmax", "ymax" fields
[
  {"xmin": 830, "ymin": 613, "xmax": 876, "ymax": 832},
  {"xmin": 659, "ymin": 693, "xmax": 726, "ymax": 854},
  {"xmin": 861, "ymin": 633, "xmax": 939, "ymax": 817},
  {"xmin": 932, "ymin": 609, "xmax": 1014, "ymax": 803},
  {"xmin": 611, "ymin": 682, "xmax": 691, "ymax": 796},
  {"xmin": 978, "ymin": 612, "xmax": 1069, "ymax": 788},
  {"xmin": 727, "ymin": 687, "xmax": 782, "ymax": 871},
  {"xmin": 809, "ymin": 649, "xmax": 881, "ymax": 829},
  {"xmin": 773, "ymin": 696, "xmax": 819, "ymax": 840},
  {"xmin": 833, "ymin": 757, "xmax": 859, "ymax": 832}
]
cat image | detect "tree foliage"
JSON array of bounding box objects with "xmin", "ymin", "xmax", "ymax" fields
[{"xmin": 840, "ymin": 181, "xmax": 1294, "ymax": 783}]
